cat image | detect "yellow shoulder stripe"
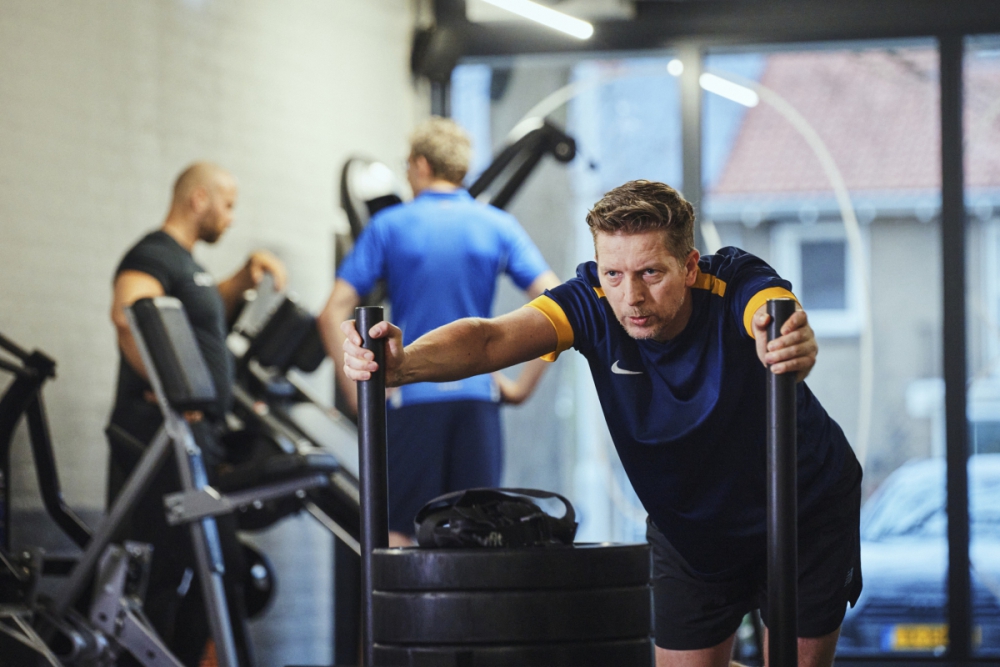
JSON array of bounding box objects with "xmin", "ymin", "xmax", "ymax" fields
[
  {"xmin": 593, "ymin": 286, "xmax": 605, "ymax": 298},
  {"xmin": 525, "ymin": 295, "xmax": 574, "ymax": 362},
  {"xmin": 743, "ymin": 287, "xmax": 799, "ymax": 338},
  {"xmin": 692, "ymin": 269, "xmax": 727, "ymax": 297}
]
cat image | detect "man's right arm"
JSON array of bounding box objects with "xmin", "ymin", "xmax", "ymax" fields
[
  {"xmin": 342, "ymin": 306, "xmax": 559, "ymax": 388},
  {"xmin": 110, "ymin": 270, "xmax": 166, "ymax": 379},
  {"xmin": 318, "ymin": 278, "xmax": 363, "ymax": 413},
  {"xmin": 493, "ymin": 270, "xmax": 562, "ymax": 404}
]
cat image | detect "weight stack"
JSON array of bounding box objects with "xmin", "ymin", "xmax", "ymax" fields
[{"xmin": 371, "ymin": 542, "xmax": 653, "ymax": 666}]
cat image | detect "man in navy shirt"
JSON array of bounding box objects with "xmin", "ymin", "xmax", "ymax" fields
[
  {"xmin": 342, "ymin": 180, "xmax": 862, "ymax": 667},
  {"xmin": 319, "ymin": 118, "xmax": 559, "ymax": 546}
]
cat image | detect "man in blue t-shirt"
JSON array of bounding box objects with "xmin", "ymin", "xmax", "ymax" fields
[
  {"xmin": 319, "ymin": 117, "xmax": 559, "ymax": 546},
  {"xmin": 341, "ymin": 180, "xmax": 862, "ymax": 667}
]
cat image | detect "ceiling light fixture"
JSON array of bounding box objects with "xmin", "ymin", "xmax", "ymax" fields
[
  {"xmin": 481, "ymin": 0, "xmax": 594, "ymax": 40},
  {"xmin": 667, "ymin": 60, "xmax": 759, "ymax": 107},
  {"xmin": 698, "ymin": 73, "xmax": 760, "ymax": 107}
]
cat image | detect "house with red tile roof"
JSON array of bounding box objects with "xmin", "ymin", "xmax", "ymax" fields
[
  {"xmin": 704, "ymin": 46, "xmax": 1000, "ymax": 486},
  {"xmin": 709, "ymin": 48, "xmax": 1000, "ymax": 221}
]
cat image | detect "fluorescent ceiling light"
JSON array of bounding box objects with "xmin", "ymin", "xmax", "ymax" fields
[
  {"xmin": 481, "ymin": 0, "xmax": 594, "ymax": 39},
  {"xmin": 698, "ymin": 73, "xmax": 759, "ymax": 107},
  {"xmin": 666, "ymin": 61, "xmax": 758, "ymax": 108}
]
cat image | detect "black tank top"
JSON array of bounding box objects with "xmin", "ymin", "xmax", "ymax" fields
[{"xmin": 110, "ymin": 231, "xmax": 233, "ymax": 444}]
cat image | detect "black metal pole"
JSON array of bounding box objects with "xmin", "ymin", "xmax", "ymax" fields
[
  {"xmin": 0, "ymin": 332, "xmax": 31, "ymax": 361},
  {"xmin": 25, "ymin": 396, "xmax": 92, "ymax": 549},
  {"xmin": 490, "ymin": 150, "xmax": 546, "ymax": 211},
  {"xmin": 357, "ymin": 306, "xmax": 388, "ymax": 667},
  {"xmin": 766, "ymin": 298, "xmax": 798, "ymax": 667},
  {"xmin": 431, "ymin": 79, "xmax": 451, "ymax": 118},
  {"xmin": 333, "ymin": 537, "xmax": 361, "ymax": 665},
  {"xmin": 939, "ymin": 32, "xmax": 972, "ymax": 661}
]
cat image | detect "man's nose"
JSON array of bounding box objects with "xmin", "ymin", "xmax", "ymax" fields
[{"xmin": 624, "ymin": 276, "xmax": 645, "ymax": 305}]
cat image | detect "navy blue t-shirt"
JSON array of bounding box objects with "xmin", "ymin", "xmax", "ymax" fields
[{"xmin": 528, "ymin": 247, "xmax": 855, "ymax": 575}]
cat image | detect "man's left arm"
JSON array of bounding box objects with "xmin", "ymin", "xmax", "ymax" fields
[
  {"xmin": 751, "ymin": 305, "xmax": 818, "ymax": 382},
  {"xmin": 217, "ymin": 250, "xmax": 288, "ymax": 319}
]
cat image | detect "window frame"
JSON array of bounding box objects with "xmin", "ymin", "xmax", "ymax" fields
[{"xmin": 771, "ymin": 221, "xmax": 868, "ymax": 338}]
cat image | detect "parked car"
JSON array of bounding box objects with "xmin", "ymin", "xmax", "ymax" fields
[{"xmin": 837, "ymin": 454, "xmax": 1000, "ymax": 656}]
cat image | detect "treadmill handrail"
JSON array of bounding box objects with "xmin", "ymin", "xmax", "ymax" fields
[
  {"xmin": 0, "ymin": 336, "xmax": 92, "ymax": 552},
  {"xmin": 467, "ymin": 118, "xmax": 576, "ymax": 211}
]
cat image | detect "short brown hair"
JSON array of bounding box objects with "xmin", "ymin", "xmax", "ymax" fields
[
  {"xmin": 409, "ymin": 117, "xmax": 472, "ymax": 185},
  {"xmin": 586, "ymin": 180, "xmax": 695, "ymax": 259}
]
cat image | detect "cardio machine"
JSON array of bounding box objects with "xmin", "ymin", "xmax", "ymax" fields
[
  {"xmin": 0, "ymin": 300, "xmax": 343, "ymax": 666},
  {"xmin": 0, "ymin": 328, "xmax": 183, "ymax": 666}
]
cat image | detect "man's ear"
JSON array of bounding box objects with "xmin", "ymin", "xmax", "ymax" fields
[
  {"xmin": 413, "ymin": 155, "xmax": 433, "ymax": 178},
  {"xmin": 684, "ymin": 248, "xmax": 701, "ymax": 286},
  {"xmin": 189, "ymin": 185, "xmax": 209, "ymax": 215}
]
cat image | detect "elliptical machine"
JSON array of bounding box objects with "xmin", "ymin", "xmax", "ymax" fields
[
  {"xmin": 0, "ymin": 298, "xmax": 344, "ymax": 666},
  {"xmin": 0, "ymin": 330, "xmax": 181, "ymax": 666}
]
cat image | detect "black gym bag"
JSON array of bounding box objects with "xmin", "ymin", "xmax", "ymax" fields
[{"xmin": 414, "ymin": 488, "xmax": 578, "ymax": 548}]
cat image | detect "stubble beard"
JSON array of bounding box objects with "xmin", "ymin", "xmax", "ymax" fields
[
  {"xmin": 201, "ymin": 230, "xmax": 221, "ymax": 244},
  {"xmin": 619, "ymin": 313, "xmax": 658, "ymax": 341},
  {"xmin": 198, "ymin": 215, "xmax": 224, "ymax": 244},
  {"xmin": 618, "ymin": 293, "xmax": 685, "ymax": 343}
]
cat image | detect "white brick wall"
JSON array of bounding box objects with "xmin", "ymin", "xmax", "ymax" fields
[{"xmin": 0, "ymin": 0, "xmax": 422, "ymax": 510}]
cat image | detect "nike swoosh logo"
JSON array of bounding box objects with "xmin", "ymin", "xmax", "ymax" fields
[{"xmin": 611, "ymin": 360, "xmax": 643, "ymax": 375}]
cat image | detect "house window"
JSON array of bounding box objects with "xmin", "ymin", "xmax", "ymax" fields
[
  {"xmin": 772, "ymin": 222, "xmax": 865, "ymax": 337},
  {"xmin": 799, "ymin": 240, "xmax": 847, "ymax": 310}
]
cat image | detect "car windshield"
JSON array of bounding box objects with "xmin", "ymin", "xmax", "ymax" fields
[{"xmin": 860, "ymin": 455, "xmax": 1000, "ymax": 541}]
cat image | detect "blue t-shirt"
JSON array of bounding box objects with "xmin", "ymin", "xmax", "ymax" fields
[
  {"xmin": 528, "ymin": 247, "xmax": 856, "ymax": 575},
  {"xmin": 338, "ymin": 189, "xmax": 550, "ymax": 406}
]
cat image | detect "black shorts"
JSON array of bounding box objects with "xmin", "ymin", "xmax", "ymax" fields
[
  {"xmin": 386, "ymin": 400, "xmax": 503, "ymax": 535},
  {"xmin": 647, "ymin": 464, "xmax": 863, "ymax": 651}
]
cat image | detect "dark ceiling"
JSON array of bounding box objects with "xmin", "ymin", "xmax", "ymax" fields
[{"xmin": 421, "ymin": 0, "xmax": 1000, "ymax": 73}]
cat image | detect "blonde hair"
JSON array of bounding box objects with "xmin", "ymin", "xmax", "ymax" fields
[{"xmin": 409, "ymin": 117, "xmax": 472, "ymax": 185}]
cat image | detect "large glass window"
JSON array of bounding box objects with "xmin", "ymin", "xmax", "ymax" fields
[
  {"xmin": 964, "ymin": 34, "xmax": 1000, "ymax": 658},
  {"xmin": 702, "ymin": 42, "xmax": 945, "ymax": 658},
  {"xmin": 451, "ymin": 55, "xmax": 683, "ymax": 544},
  {"xmin": 450, "ymin": 36, "xmax": 997, "ymax": 662},
  {"xmin": 567, "ymin": 56, "xmax": 684, "ymax": 542}
]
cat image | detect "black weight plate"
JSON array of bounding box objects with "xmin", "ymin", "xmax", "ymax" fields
[
  {"xmin": 373, "ymin": 543, "xmax": 649, "ymax": 591},
  {"xmin": 372, "ymin": 586, "xmax": 651, "ymax": 644},
  {"xmin": 374, "ymin": 637, "xmax": 653, "ymax": 667}
]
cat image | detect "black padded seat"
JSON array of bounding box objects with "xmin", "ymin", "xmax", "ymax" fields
[
  {"xmin": 214, "ymin": 450, "xmax": 339, "ymax": 493},
  {"xmin": 106, "ymin": 422, "xmax": 340, "ymax": 531}
]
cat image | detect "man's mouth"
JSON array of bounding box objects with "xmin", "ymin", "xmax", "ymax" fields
[{"xmin": 626, "ymin": 315, "xmax": 652, "ymax": 327}]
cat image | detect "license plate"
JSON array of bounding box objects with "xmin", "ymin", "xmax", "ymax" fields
[
  {"xmin": 885, "ymin": 624, "xmax": 982, "ymax": 651},
  {"xmin": 889, "ymin": 624, "xmax": 948, "ymax": 651}
]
